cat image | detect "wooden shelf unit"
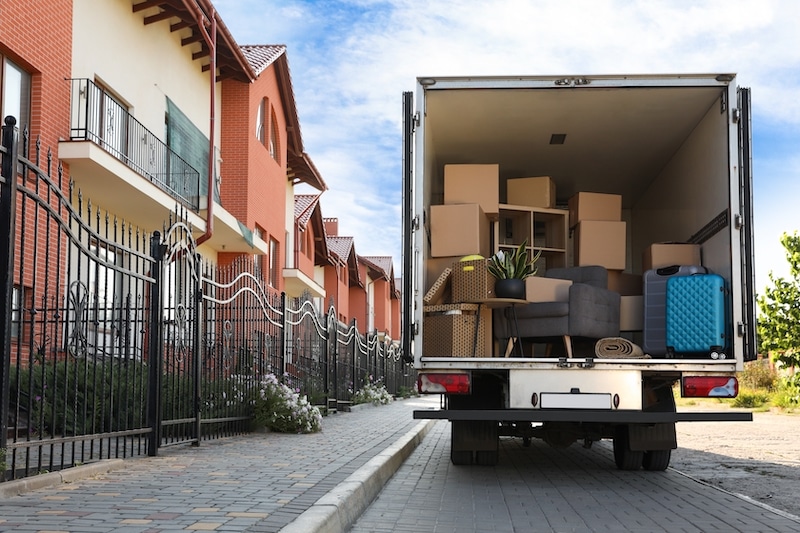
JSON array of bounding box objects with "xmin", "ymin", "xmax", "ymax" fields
[{"xmin": 494, "ymin": 204, "xmax": 569, "ymax": 271}]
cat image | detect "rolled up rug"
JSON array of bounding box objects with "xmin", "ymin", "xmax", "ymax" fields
[{"xmin": 594, "ymin": 337, "xmax": 649, "ymax": 358}]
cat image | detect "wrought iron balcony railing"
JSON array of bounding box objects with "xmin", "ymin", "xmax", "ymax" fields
[{"xmin": 68, "ymin": 78, "xmax": 201, "ymax": 211}]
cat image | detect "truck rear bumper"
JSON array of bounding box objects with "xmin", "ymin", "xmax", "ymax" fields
[{"xmin": 413, "ymin": 409, "xmax": 752, "ymax": 423}]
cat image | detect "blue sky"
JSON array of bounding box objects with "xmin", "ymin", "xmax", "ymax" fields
[{"xmin": 214, "ymin": 0, "xmax": 800, "ymax": 294}]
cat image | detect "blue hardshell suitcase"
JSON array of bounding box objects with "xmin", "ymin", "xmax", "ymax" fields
[
  {"xmin": 665, "ymin": 273, "xmax": 728, "ymax": 359},
  {"xmin": 642, "ymin": 265, "xmax": 707, "ymax": 356}
]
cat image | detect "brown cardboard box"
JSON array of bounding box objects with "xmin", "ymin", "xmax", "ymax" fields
[
  {"xmin": 430, "ymin": 204, "xmax": 490, "ymax": 258},
  {"xmin": 607, "ymin": 271, "xmax": 642, "ymax": 296},
  {"xmin": 642, "ymin": 242, "xmax": 702, "ymax": 271},
  {"xmin": 525, "ymin": 276, "xmax": 572, "ymax": 302},
  {"xmin": 574, "ymin": 220, "xmax": 626, "ymax": 270},
  {"xmin": 444, "ymin": 164, "xmax": 500, "ymax": 216},
  {"xmin": 451, "ymin": 259, "xmax": 495, "ymax": 302},
  {"xmin": 620, "ymin": 295, "xmax": 643, "ymax": 331},
  {"xmin": 424, "ymin": 267, "xmax": 452, "ymax": 305},
  {"xmin": 423, "ymin": 304, "xmax": 492, "ymax": 356},
  {"xmin": 568, "ymin": 192, "xmax": 622, "ymax": 227},
  {"xmin": 507, "ymin": 176, "xmax": 556, "ymax": 208}
]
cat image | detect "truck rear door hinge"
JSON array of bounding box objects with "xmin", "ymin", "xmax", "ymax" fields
[
  {"xmin": 557, "ymin": 357, "xmax": 572, "ymax": 368},
  {"xmin": 412, "ymin": 214, "xmax": 421, "ymax": 231},
  {"xmin": 413, "ymin": 111, "xmax": 420, "ymax": 130},
  {"xmin": 734, "ymin": 213, "xmax": 744, "ymax": 230},
  {"xmin": 578, "ymin": 358, "xmax": 595, "ymax": 368}
]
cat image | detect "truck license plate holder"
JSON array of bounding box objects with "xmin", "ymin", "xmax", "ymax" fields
[{"xmin": 540, "ymin": 392, "xmax": 612, "ymax": 409}]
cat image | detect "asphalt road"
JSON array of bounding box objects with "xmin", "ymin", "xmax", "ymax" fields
[{"xmin": 349, "ymin": 420, "xmax": 800, "ymax": 533}]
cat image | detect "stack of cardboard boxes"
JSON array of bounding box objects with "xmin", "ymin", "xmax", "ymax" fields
[
  {"xmin": 568, "ymin": 192, "xmax": 644, "ymax": 331},
  {"xmin": 424, "ymin": 164, "xmax": 703, "ymax": 353}
]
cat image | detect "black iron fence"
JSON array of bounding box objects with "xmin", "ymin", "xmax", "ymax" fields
[{"xmin": 0, "ymin": 116, "xmax": 413, "ymax": 482}]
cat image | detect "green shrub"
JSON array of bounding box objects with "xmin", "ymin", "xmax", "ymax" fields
[
  {"xmin": 254, "ymin": 374, "xmax": 322, "ymax": 433},
  {"xmin": 738, "ymin": 359, "xmax": 778, "ymax": 390},
  {"xmin": 772, "ymin": 379, "xmax": 800, "ymax": 409},
  {"xmin": 732, "ymin": 387, "xmax": 771, "ymax": 408}
]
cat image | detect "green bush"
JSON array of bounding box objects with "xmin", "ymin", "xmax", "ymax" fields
[
  {"xmin": 738, "ymin": 359, "xmax": 778, "ymax": 391},
  {"xmin": 772, "ymin": 380, "xmax": 800, "ymax": 409},
  {"xmin": 254, "ymin": 374, "xmax": 322, "ymax": 433},
  {"xmin": 732, "ymin": 388, "xmax": 771, "ymax": 408}
]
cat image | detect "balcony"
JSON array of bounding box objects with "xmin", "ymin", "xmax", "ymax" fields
[{"xmin": 64, "ymin": 78, "xmax": 200, "ymax": 212}]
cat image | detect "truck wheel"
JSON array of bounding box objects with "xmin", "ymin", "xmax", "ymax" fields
[
  {"xmin": 451, "ymin": 450, "xmax": 473, "ymax": 465},
  {"xmin": 613, "ymin": 427, "xmax": 643, "ymax": 470},
  {"xmin": 475, "ymin": 450, "xmax": 499, "ymax": 466},
  {"xmin": 643, "ymin": 449, "xmax": 671, "ymax": 471}
]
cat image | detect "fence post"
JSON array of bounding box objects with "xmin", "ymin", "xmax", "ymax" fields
[
  {"xmin": 0, "ymin": 116, "xmax": 19, "ymax": 453},
  {"xmin": 192, "ymin": 252, "xmax": 202, "ymax": 446},
  {"xmin": 351, "ymin": 318, "xmax": 358, "ymax": 393},
  {"xmin": 280, "ymin": 292, "xmax": 287, "ymax": 379},
  {"xmin": 147, "ymin": 231, "xmax": 166, "ymax": 456}
]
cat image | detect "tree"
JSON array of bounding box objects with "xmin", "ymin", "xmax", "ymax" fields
[{"xmin": 757, "ymin": 232, "xmax": 800, "ymax": 399}]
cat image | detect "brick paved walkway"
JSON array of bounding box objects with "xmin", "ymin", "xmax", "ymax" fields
[{"xmin": 0, "ymin": 396, "xmax": 438, "ymax": 532}]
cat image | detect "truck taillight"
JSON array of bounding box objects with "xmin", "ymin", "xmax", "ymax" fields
[
  {"xmin": 418, "ymin": 373, "xmax": 471, "ymax": 394},
  {"xmin": 682, "ymin": 376, "xmax": 739, "ymax": 398}
]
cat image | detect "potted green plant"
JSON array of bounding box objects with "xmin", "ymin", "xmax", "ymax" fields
[{"xmin": 487, "ymin": 240, "xmax": 541, "ymax": 299}]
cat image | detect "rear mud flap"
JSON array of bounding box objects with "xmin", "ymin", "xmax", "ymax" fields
[{"xmin": 628, "ymin": 423, "xmax": 677, "ymax": 451}]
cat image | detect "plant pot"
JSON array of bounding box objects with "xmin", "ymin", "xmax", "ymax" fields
[{"xmin": 494, "ymin": 278, "xmax": 526, "ymax": 300}]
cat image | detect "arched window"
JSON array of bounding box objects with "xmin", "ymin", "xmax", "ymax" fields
[{"xmin": 268, "ymin": 107, "xmax": 280, "ymax": 163}]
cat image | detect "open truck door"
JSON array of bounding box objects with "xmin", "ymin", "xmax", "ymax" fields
[
  {"xmin": 401, "ymin": 91, "xmax": 415, "ymax": 363},
  {"xmin": 737, "ymin": 87, "xmax": 758, "ymax": 362}
]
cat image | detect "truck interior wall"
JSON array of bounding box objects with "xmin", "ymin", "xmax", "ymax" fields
[{"xmin": 630, "ymin": 93, "xmax": 731, "ymax": 281}]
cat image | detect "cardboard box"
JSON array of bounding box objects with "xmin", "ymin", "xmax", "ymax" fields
[
  {"xmin": 444, "ymin": 164, "xmax": 500, "ymax": 216},
  {"xmin": 568, "ymin": 192, "xmax": 622, "ymax": 227},
  {"xmin": 507, "ymin": 176, "xmax": 556, "ymax": 208},
  {"xmin": 525, "ymin": 276, "xmax": 573, "ymax": 302},
  {"xmin": 430, "ymin": 204, "xmax": 490, "ymax": 258},
  {"xmin": 424, "ymin": 267, "xmax": 452, "ymax": 305},
  {"xmin": 607, "ymin": 271, "xmax": 642, "ymax": 296},
  {"xmin": 423, "ymin": 304, "xmax": 492, "ymax": 356},
  {"xmin": 574, "ymin": 220, "xmax": 626, "ymax": 270},
  {"xmin": 451, "ymin": 259, "xmax": 495, "ymax": 302},
  {"xmin": 642, "ymin": 242, "xmax": 702, "ymax": 271},
  {"xmin": 620, "ymin": 295, "xmax": 643, "ymax": 331}
]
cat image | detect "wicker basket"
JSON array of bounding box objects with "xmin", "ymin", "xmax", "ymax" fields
[{"xmin": 423, "ymin": 304, "xmax": 492, "ymax": 357}]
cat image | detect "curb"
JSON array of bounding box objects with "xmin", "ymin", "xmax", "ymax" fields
[
  {"xmin": 0, "ymin": 459, "xmax": 125, "ymax": 499},
  {"xmin": 279, "ymin": 418, "xmax": 436, "ymax": 533}
]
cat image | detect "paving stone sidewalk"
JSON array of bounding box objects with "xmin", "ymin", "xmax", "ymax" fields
[{"xmin": 0, "ymin": 396, "xmax": 438, "ymax": 533}]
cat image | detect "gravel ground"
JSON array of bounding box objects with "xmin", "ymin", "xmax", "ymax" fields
[{"xmin": 671, "ymin": 404, "xmax": 800, "ymax": 518}]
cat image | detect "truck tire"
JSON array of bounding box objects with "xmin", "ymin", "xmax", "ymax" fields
[
  {"xmin": 613, "ymin": 426, "xmax": 643, "ymax": 470},
  {"xmin": 451, "ymin": 450, "xmax": 473, "ymax": 465},
  {"xmin": 642, "ymin": 449, "xmax": 671, "ymax": 471},
  {"xmin": 475, "ymin": 450, "xmax": 499, "ymax": 466}
]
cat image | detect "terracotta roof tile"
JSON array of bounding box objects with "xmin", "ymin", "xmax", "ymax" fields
[
  {"xmin": 294, "ymin": 194, "xmax": 320, "ymax": 229},
  {"xmin": 327, "ymin": 236, "xmax": 354, "ymax": 262},
  {"xmin": 240, "ymin": 44, "xmax": 286, "ymax": 76}
]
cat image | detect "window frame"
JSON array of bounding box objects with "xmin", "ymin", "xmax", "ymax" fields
[{"xmin": 1, "ymin": 55, "xmax": 32, "ymax": 145}]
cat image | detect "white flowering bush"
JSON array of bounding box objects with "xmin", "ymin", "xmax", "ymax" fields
[
  {"xmin": 352, "ymin": 375, "xmax": 393, "ymax": 406},
  {"xmin": 254, "ymin": 373, "xmax": 322, "ymax": 433}
]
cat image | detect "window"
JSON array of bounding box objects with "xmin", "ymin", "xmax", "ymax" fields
[
  {"xmin": 11, "ymin": 284, "xmax": 31, "ymax": 341},
  {"xmin": 89, "ymin": 242, "xmax": 117, "ymax": 324},
  {"xmin": 1, "ymin": 56, "xmax": 31, "ymax": 147},
  {"xmin": 254, "ymin": 226, "xmax": 265, "ymax": 279},
  {"xmin": 256, "ymin": 98, "xmax": 266, "ymax": 144},
  {"xmin": 268, "ymin": 108, "xmax": 280, "ymax": 162},
  {"xmin": 269, "ymin": 237, "xmax": 279, "ymax": 288}
]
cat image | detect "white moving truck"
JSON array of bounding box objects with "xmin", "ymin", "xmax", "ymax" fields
[{"xmin": 401, "ymin": 74, "xmax": 756, "ymax": 470}]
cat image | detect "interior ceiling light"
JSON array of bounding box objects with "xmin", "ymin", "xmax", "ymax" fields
[{"xmin": 550, "ymin": 134, "xmax": 567, "ymax": 145}]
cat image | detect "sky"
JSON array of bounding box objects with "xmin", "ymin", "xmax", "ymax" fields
[{"xmin": 213, "ymin": 0, "xmax": 800, "ymax": 294}]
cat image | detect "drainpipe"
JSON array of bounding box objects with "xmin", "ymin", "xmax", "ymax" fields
[{"xmin": 183, "ymin": 0, "xmax": 216, "ymax": 247}]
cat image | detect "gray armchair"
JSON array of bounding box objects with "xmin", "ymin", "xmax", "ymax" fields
[{"xmin": 493, "ymin": 266, "xmax": 620, "ymax": 357}]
